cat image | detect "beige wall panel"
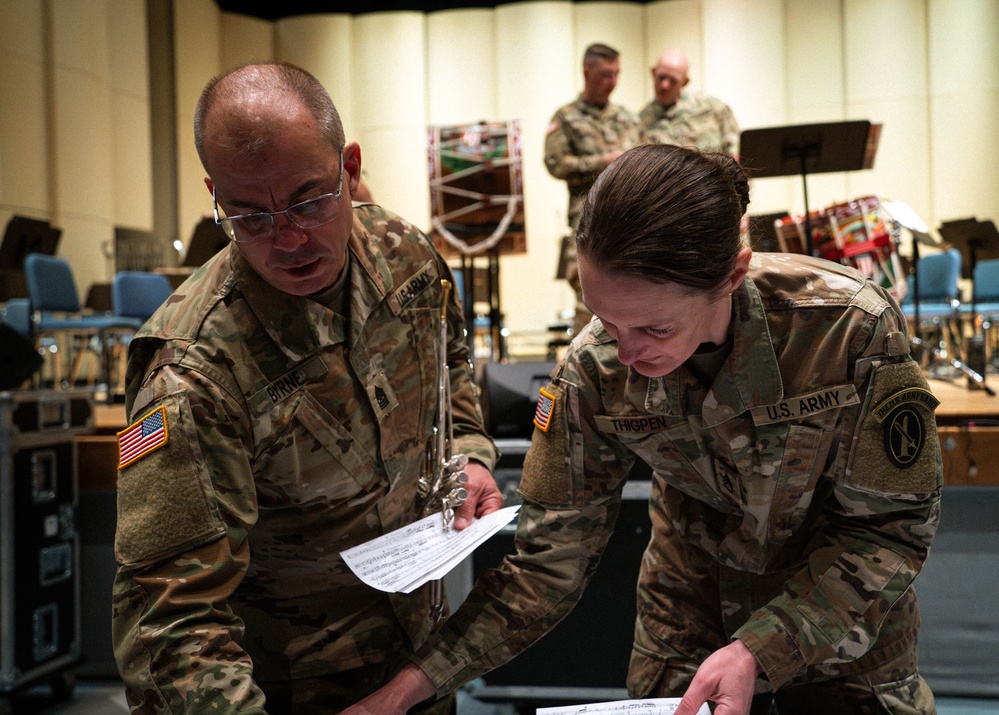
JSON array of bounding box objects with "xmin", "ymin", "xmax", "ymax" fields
[
  {"xmin": 275, "ymin": 16, "xmax": 355, "ymax": 137},
  {"xmin": 173, "ymin": 0, "xmax": 221, "ymax": 253},
  {"xmin": 929, "ymin": 0, "xmax": 999, "ymax": 227},
  {"xmin": 53, "ymin": 69, "xmax": 114, "ymax": 217},
  {"xmin": 358, "ymin": 124, "xmax": 434, "ymax": 230},
  {"xmin": 0, "ymin": 55, "xmax": 49, "ymax": 213},
  {"xmin": 57, "ymin": 214, "xmax": 115, "ymax": 289},
  {"xmin": 0, "ymin": 0, "xmax": 46, "ymax": 60},
  {"xmin": 113, "ymin": 93, "xmax": 154, "ymax": 230},
  {"xmin": 109, "ymin": 0, "xmax": 152, "ymax": 231},
  {"xmin": 702, "ymin": 0, "xmax": 781, "ymax": 130},
  {"xmin": 701, "ymin": 0, "xmax": 786, "ymax": 215},
  {"xmin": 50, "ymin": 0, "xmax": 110, "ymax": 77},
  {"xmin": 494, "ymin": 2, "xmax": 577, "ymax": 334},
  {"xmin": 930, "ymin": 0, "xmax": 999, "ymax": 93},
  {"xmin": 51, "ymin": 67, "xmax": 114, "ymax": 286},
  {"xmin": 221, "ymin": 12, "xmax": 274, "ymax": 70},
  {"xmin": 846, "ymin": 0, "xmax": 925, "ymax": 102},
  {"xmin": 109, "ymin": 0, "xmax": 149, "ymax": 96},
  {"xmin": 844, "ymin": 1, "xmax": 930, "ymax": 230},
  {"xmin": 930, "ymin": 91, "xmax": 999, "ymax": 221},
  {"xmin": 574, "ymin": 3, "xmax": 645, "ymax": 112},
  {"xmin": 351, "ymin": 12, "xmax": 428, "ymax": 226},
  {"xmin": 644, "ymin": 1, "xmax": 702, "ymax": 89},
  {"xmin": 847, "ymin": 97, "xmax": 930, "ymax": 214},
  {"xmin": 427, "ymin": 9, "xmax": 496, "ymax": 126},
  {"xmin": 784, "ymin": 0, "xmax": 843, "ymax": 116},
  {"xmin": 496, "ymin": 2, "xmax": 573, "ymax": 122},
  {"xmin": 50, "ymin": 0, "xmax": 116, "ymax": 290}
]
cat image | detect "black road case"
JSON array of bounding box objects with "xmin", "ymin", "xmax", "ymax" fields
[{"xmin": 1, "ymin": 390, "xmax": 93, "ymax": 710}]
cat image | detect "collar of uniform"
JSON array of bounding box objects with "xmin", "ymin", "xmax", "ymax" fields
[
  {"xmin": 644, "ymin": 270, "xmax": 783, "ymax": 425},
  {"xmin": 576, "ymin": 94, "xmax": 614, "ymax": 118},
  {"xmin": 345, "ymin": 205, "xmax": 393, "ymax": 329},
  {"xmin": 232, "ymin": 246, "xmax": 342, "ymax": 364},
  {"xmin": 660, "ymin": 90, "xmax": 692, "ymax": 118}
]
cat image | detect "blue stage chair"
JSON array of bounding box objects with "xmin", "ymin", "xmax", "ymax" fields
[
  {"xmin": 23, "ymin": 253, "xmax": 144, "ymax": 391},
  {"xmin": 964, "ymin": 258, "xmax": 999, "ymax": 369},
  {"xmin": 111, "ymin": 270, "xmax": 174, "ymax": 321},
  {"xmin": 109, "ymin": 271, "xmax": 174, "ymax": 390},
  {"xmin": 901, "ymin": 248, "xmax": 963, "ymax": 362}
]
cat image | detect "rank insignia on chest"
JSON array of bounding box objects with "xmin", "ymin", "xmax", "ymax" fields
[
  {"xmin": 534, "ymin": 386, "xmax": 556, "ymax": 432},
  {"xmin": 117, "ymin": 406, "xmax": 168, "ymax": 469}
]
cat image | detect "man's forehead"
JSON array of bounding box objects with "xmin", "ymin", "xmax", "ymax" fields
[{"xmin": 654, "ymin": 66, "xmax": 685, "ymax": 80}]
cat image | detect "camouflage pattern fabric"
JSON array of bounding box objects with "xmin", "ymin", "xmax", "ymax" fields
[
  {"xmin": 544, "ymin": 95, "xmax": 645, "ymax": 230},
  {"xmin": 112, "ymin": 204, "xmax": 497, "ymax": 713},
  {"xmin": 544, "ymin": 95, "xmax": 644, "ymax": 334},
  {"xmin": 415, "ymin": 253, "xmax": 940, "ymax": 714},
  {"xmin": 639, "ymin": 90, "xmax": 740, "ymax": 156}
]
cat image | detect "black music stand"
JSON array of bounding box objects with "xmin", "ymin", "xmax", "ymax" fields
[
  {"xmin": 739, "ymin": 120, "xmax": 879, "ymax": 254},
  {"xmin": 0, "ymin": 216, "xmax": 62, "ymax": 300}
]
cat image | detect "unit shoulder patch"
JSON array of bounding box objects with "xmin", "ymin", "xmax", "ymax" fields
[{"xmin": 850, "ymin": 362, "xmax": 942, "ymax": 493}]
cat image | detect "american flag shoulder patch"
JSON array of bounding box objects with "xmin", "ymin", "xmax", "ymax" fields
[
  {"xmin": 117, "ymin": 406, "xmax": 168, "ymax": 469},
  {"xmin": 534, "ymin": 386, "xmax": 556, "ymax": 432}
]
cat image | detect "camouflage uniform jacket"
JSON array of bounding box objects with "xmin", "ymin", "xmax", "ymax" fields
[
  {"xmin": 416, "ymin": 253, "xmax": 941, "ymax": 696},
  {"xmin": 544, "ymin": 95, "xmax": 644, "ymax": 226},
  {"xmin": 112, "ymin": 204, "xmax": 497, "ymax": 713},
  {"xmin": 639, "ymin": 90, "xmax": 740, "ymax": 156}
]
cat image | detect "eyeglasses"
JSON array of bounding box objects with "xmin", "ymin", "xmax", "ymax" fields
[{"xmin": 213, "ymin": 156, "xmax": 344, "ymax": 243}]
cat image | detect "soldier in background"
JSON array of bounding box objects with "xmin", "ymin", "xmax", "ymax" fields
[
  {"xmin": 344, "ymin": 144, "xmax": 941, "ymax": 715},
  {"xmin": 544, "ymin": 42, "xmax": 644, "ymax": 336},
  {"xmin": 640, "ymin": 49, "xmax": 740, "ymax": 157},
  {"xmin": 111, "ymin": 62, "xmax": 502, "ymax": 714}
]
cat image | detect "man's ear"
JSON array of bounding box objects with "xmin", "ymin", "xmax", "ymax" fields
[
  {"xmin": 204, "ymin": 176, "xmax": 214, "ymax": 196},
  {"xmin": 343, "ymin": 142, "xmax": 362, "ymax": 198}
]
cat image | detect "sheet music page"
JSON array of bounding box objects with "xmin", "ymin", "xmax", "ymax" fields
[
  {"xmin": 341, "ymin": 505, "xmax": 520, "ymax": 593},
  {"xmin": 537, "ymin": 698, "xmax": 710, "ymax": 715}
]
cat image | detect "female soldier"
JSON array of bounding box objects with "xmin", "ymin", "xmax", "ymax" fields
[{"xmin": 344, "ymin": 144, "xmax": 941, "ymax": 715}]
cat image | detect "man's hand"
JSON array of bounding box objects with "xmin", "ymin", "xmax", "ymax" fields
[
  {"xmin": 675, "ymin": 640, "xmax": 761, "ymax": 715},
  {"xmin": 337, "ymin": 663, "xmax": 436, "ymax": 715},
  {"xmin": 452, "ymin": 461, "xmax": 504, "ymax": 530}
]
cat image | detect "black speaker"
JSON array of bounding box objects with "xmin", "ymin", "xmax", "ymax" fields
[
  {"xmin": 472, "ymin": 477, "xmax": 652, "ymax": 708},
  {"xmin": 0, "ymin": 324, "xmax": 42, "ymax": 390},
  {"xmin": 481, "ymin": 361, "xmax": 557, "ymax": 439}
]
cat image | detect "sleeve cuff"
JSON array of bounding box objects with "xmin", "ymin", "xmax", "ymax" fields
[
  {"xmin": 454, "ymin": 435, "xmax": 499, "ymax": 472},
  {"xmin": 735, "ymin": 613, "xmax": 807, "ymax": 691}
]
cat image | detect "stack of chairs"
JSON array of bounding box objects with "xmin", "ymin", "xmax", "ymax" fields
[{"xmin": 23, "ymin": 253, "xmax": 145, "ymax": 394}]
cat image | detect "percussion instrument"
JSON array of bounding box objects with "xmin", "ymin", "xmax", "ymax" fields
[{"xmin": 774, "ymin": 195, "xmax": 907, "ymax": 303}]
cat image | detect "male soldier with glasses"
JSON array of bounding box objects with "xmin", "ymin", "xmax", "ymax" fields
[{"xmin": 111, "ymin": 62, "xmax": 502, "ymax": 714}]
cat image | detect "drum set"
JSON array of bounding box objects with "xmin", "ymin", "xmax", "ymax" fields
[
  {"xmin": 774, "ymin": 195, "xmax": 908, "ymax": 304},
  {"xmin": 772, "ymin": 196, "xmax": 994, "ymax": 392}
]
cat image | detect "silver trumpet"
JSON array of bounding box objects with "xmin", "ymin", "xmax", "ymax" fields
[{"xmin": 417, "ymin": 278, "xmax": 469, "ymax": 621}]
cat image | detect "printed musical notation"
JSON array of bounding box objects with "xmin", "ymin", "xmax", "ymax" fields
[
  {"xmin": 537, "ymin": 698, "xmax": 710, "ymax": 715},
  {"xmin": 341, "ymin": 505, "xmax": 520, "ymax": 593}
]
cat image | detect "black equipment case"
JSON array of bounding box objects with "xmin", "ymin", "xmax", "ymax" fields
[{"xmin": 1, "ymin": 390, "xmax": 93, "ymax": 707}]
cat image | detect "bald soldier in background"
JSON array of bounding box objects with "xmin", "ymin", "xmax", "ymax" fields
[
  {"xmin": 640, "ymin": 49, "xmax": 740, "ymax": 157},
  {"xmin": 111, "ymin": 62, "xmax": 502, "ymax": 714},
  {"xmin": 544, "ymin": 42, "xmax": 644, "ymax": 335}
]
